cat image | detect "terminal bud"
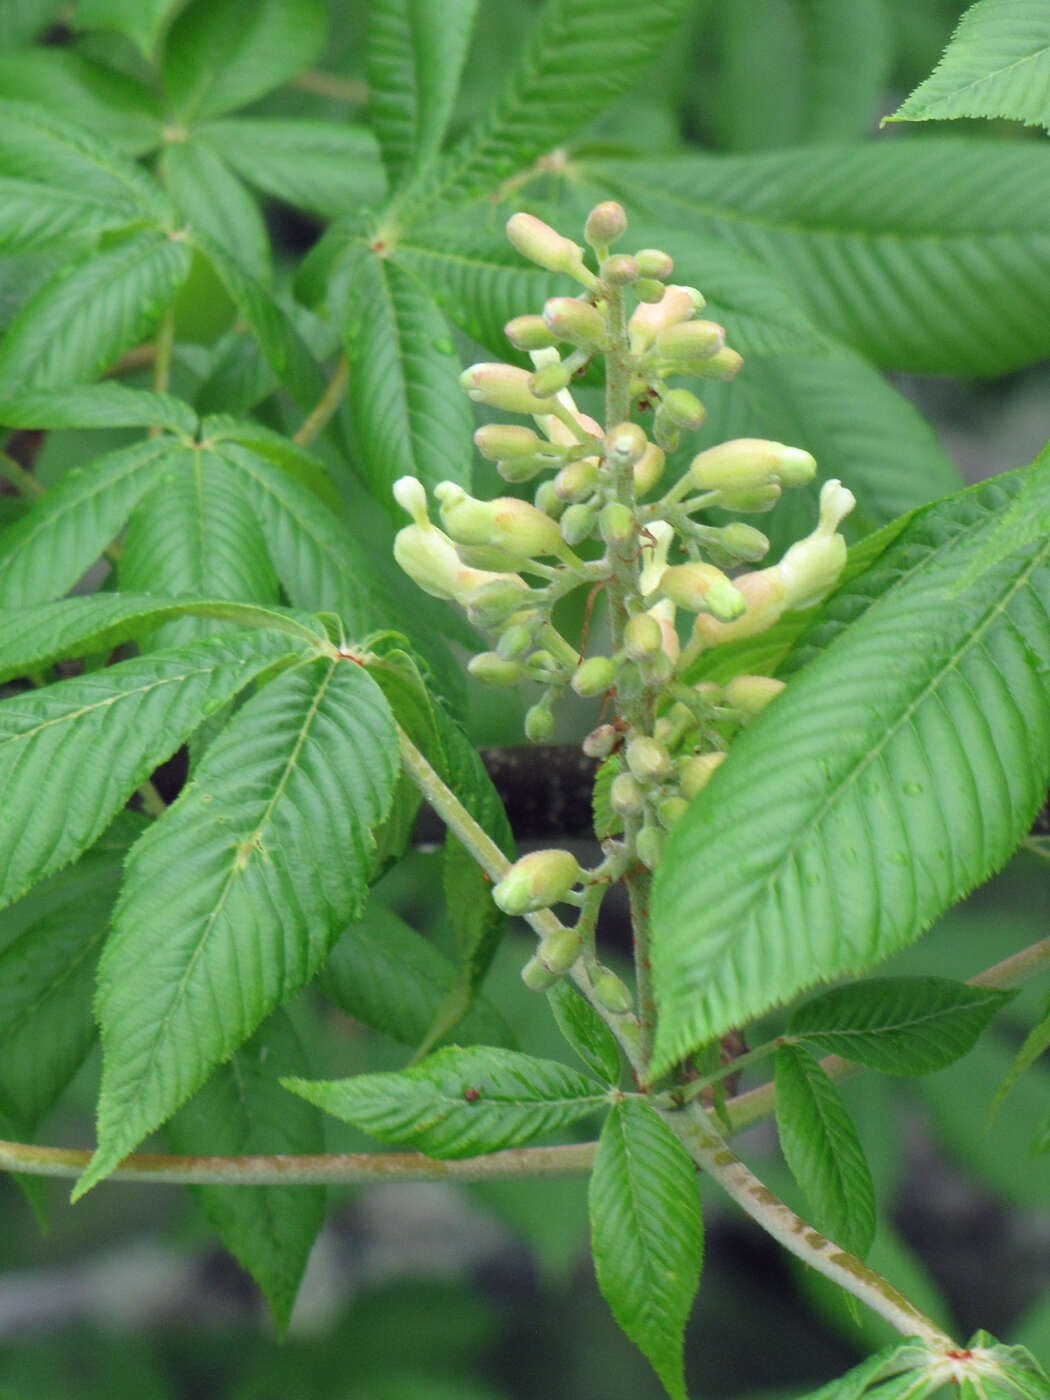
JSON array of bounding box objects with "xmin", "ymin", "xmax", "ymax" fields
[
  {"xmin": 584, "ymin": 200, "xmax": 628, "ymax": 247},
  {"xmin": 493, "ymin": 848, "xmax": 581, "ymax": 915}
]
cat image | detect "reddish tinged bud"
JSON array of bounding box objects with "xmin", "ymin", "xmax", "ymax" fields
[
  {"xmin": 504, "ymin": 314, "xmax": 557, "ymax": 350},
  {"xmin": 628, "ymin": 285, "xmax": 698, "ymax": 351},
  {"xmin": 635, "ymin": 248, "xmax": 675, "ymax": 280},
  {"xmin": 584, "ymin": 201, "xmax": 628, "ymax": 247},
  {"xmin": 493, "ymin": 848, "xmax": 581, "ymax": 915},
  {"xmin": 542, "ymin": 297, "xmax": 607, "ymax": 349},
  {"xmin": 506, "ymin": 213, "xmax": 585, "ymax": 275},
  {"xmin": 600, "ymin": 254, "xmax": 639, "ymax": 285},
  {"xmin": 583, "ymin": 724, "xmax": 619, "ymax": 758},
  {"xmin": 460, "ymin": 362, "xmax": 550, "ymax": 414}
]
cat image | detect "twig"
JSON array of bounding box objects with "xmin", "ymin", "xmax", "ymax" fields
[{"xmin": 293, "ymin": 355, "xmax": 349, "ymax": 447}]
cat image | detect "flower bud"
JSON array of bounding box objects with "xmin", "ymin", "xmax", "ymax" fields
[
  {"xmin": 727, "ymin": 674, "xmax": 786, "ymax": 718},
  {"xmin": 717, "ymin": 522, "xmax": 770, "ymax": 562},
  {"xmin": 600, "ymin": 254, "xmax": 639, "ymax": 285},
  {"xmin": 497, "ymin": 621, "xmax": 536, "ymax": 660},
  {"xmin": 690, "ymin": 439, "xmax": 817, "ymax": 496},
  {"xmin": 436, "ymin": 482, "xmax": 564, "ymax": 561},
  {"xmin": 636, "ymin": 825, "xmax": 664, "ymax": 870},
  {"xmin": 571, "ymin": 655, "xmax": 617, "ymax": 698},
  {"xmin": 660, "ymin": 388, "xmax": 707, "ymax": 430},
  {"xmin": 542, "ymin": 297, "xmax": 607, "ymax": 350},
  {"xmin": 658, "ymin": 563, "xmax": 746, "ymax": 621},
  {"xmin": 633, "ymin": 277, "xmax": 666, "ymax": 303},
  {"xmin": 527, "ymin": 649, "xmax": 562, "ymax": 679},
  {"xmin": 633, "ymin": 442, "xmax": 666, "ymax": 496},
  {"xmin": 554, "ymin": 459, "xmax": 599, "ymax": 502},
  {"xmin": 475, "ymin": 423, "xmax": 551, "ymax": 462},
  {"xmin": 774, "ymin": 479, "xmax": 854, "ymax": 609},
  {"xmin": 468, "ymin": 651, "xmax": 525, "ymax": 686},
  {"xmin": 461, "ymin": 362, "xmax": 550, "ymax": 414},
  {"xmin": 536, "ymin": 927, "xmax": 584, "ymax": 975},
  {"xmin": 530, "ymin": 361, "xmax": 574, "ymax": 398},
  {"xmin": 534, "ymin": 480, "xmax": 563, "ymax": 517},
  {"xmin": 653, "ymin": 416, "xmax": 679, "ymax": 453},
  {"xmin": 583, "ymin": 724, "xmax": 619, "ymax": 758},
  {"xmin": 693, "ymin": 681, "xmax": 724, "ymax": 706},
  {"xmin": 626, "ymin": 735, "xmax": 672, "ymax": 783},
  {"xmin": 628, "ymin": 284, "xmax": 699, "ymax": 351},
  {"xmin": 610, "ymin": 772, "xmax": 645, "ymax": 817},
  {"xmin": 640, "ymin": 649, "xmax": 673, "ymax": 687},
  {"xmin": 462, "ymin": 576, "xmax": 531, "ymax": 628},
  {"xmin": 522, "ymin": 956, "xmax": 559, "ymax": 991},
  {"xmin": 393, "ymin": 475, "xmax": 428, "ymax": 521},
  {"xmin": 394, "ymin": 524, "xmax": 495, "ymax": 601},
  {"xmin": 648, "ymin": 598, "xmax": 680, "ymax": 664},
  {"xmin": 560, "ymin": 501, "xmax": 598, "ymax": 546},
  {"xmin": 658, "ymin": 795, "xmax": 689, "ymax": 830},
  {"xmin": 678, "ymin": 751, "xmax": 726, "ymax": 799},
  {"xmin": 634, "ymin": 249, "xmax": 675, "ymax": 280},
  {"xmin": 496, "ymin": 453, "xmax": 557, "ymax": 483},
  {"xmin": 592, "ymin": 969, "xmax": 634, "ymax": 1014},
  {"xmin": 654, "ymin": 320, "xmax": 725, "ymax": 362},
  {"xmin": 605, "ymin": 421, "xmax": 648, "ymax": 468},
  {"xmin": 493, "ymin": 848, "xmax": 581, "ymax": 915},
  {"xmin": 584, "ymin": 201, "xmax": 628, "ymax": 247},
  {"xmin": 599, "ymin": 502, "xmax": 635, "ymax": 545},
  {"xmin": 524, "ymin": 697, "xmax": 556, "ymax": 743},
  {"xmin": 504, "ymin": 314, "xmax": 557, "ymax": 350},
  {"xmin": 690, "ymin": 347, "xmax": 743, "ymax": 381},
  {"xmin": 726, "ymin": 484, "xmax": 782, "ymax": 514},
  {"xmin": 506, "ymin": 212, "xmax": 585, "ymax": 275},
  {"xmin": 623, "ymin": 612, "xmax": 663, "ymax": 661}
]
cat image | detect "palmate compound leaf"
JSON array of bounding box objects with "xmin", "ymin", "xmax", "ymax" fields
[
  {"xmin": 887, "ymin": 0, "xmax": 1050, "ymax": 135},
  {"xmin": 788, "ymin": 977, "xmax": 1016, "ymax": 1076},
  {"xmin": 650, "ymin": 450, "xmax": 1050, "ymax": 1078},
  {"xmin": 0, "ymin": 630, "xmax": 299, "ymax": 917},
  {"xmin": 0, "ymin": 382, "xmax": 197, "ymax": 436},
  {"xmin": 589, "ymin": 1098, "xmax": 703, "ymax": 1400},
  {"xmin": 166, "ymin": 1008, "xmax": 325, "ymax": 1335},
  {"xmin": 283, "ymin": 1046, "xmax": 608, "ymax": 1159},
  {"xmin": 75, "ymin": 656, "xmax": 398, "ymax": 1197}
]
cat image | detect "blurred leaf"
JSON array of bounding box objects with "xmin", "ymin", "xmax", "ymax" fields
[
  {"xmin": 988, "ymin": 989, "xmax": 1050, "ymax": 1122},
  {"xmin": 0, "ymin": 382, "xmax": 196, "ymax": 435},
  {"xmin": 0, "ymin": 49, "xmax": 161, "ymax": 154},
  {"xmin": 73, "ymin": 0, "xmax": 181, "ymax": 57},
  {"xmin": 161, "ymin": 140, "xmax": 271, "ymax": 282},
  {"xmin": 0, "ymin": 0, "xmax": 64, "ymax": 46}
]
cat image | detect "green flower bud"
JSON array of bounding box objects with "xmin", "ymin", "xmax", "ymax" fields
[
  {"xmin": 560, "ymin": 501, "xmax": 598, "ymax": 546},
  {"xmin": 394, "ymin": 523, "xmax": 495, "ymax": 601},
  {"xmin": 437, "ymin": 482, "xmax": 564, "ymax": 561},
  {"xmin": 497, "ymin": 453, "xmax": 557, "ymax": 484},
  {"xmin": 536, "ymin": 927, "xmax": 584, "ymax": 976},
  {"xmin": 727, "ymin": 674, "xmax": 786, "ymax": 718},
  {"xmin": 527, "ymin": 649, "xmax": 564, "ymax": 680},
  {"xmin": 654, "ymin": 320, "xmax": 725, "ymax": 362},
  {"xmin": 542, "ymin": 297, "xmax": 607, "ymax": 350},
  {"xmin": 583, "ymin": 724, "xmax": 619, "ymax": 758},
  {"xmin": 610, "ymin": 771, "xmax": 645, "ymax": 817},
  {"xmin": 504, "ymin": 313, "xmax": 557, "ymax": 350},
  {"xmin": 717, "ymin": 522, "xmax": 770, "ymax": 562},
  {"xmin": 522, "ymin": 956, "xmax": 559, "ymax": 991},
  {"xmin": 634, "ymin": 248, "xmax": 675, "ymax": 280},
  {"xmin": 497, "ymin": 621, "xmax": 536, "ymax": 660},
  {"xmin": 571, "ymin": 655, "xmax": 617, "ymax": 698},
  {"xmin": 591, "ymin": 969, "xmax": 634, "ymax": 1014},
  {"xmin": 636, "ymin": 825, "xmax": 664, "ymax": 871},
  {"xmin": 690, "ymin": 346, "xmax": 743, "ymax": 381},
  {"xmin": 506, "ymin": 212, "xmax": 585, "ymax": 276},
  {"xmin": 658, "ymin": 563, "xmax": 746, "ymax": 622},
  {"xmin": 460, "ymin": 362, "xmax": 551, "ymax": 414},
  {"xmin": 475, "ymin": 423, "xmax": 550, "ymax": 462},
  {"xmin": 463, "ymin": 576, "xmax": 531, "ymax": 628},
  {"xmin": 652, "ymin": 414, "xmax": 680, "ymax": 453},
  {"xmin": 584, "ymin": 200, "xmax": 628, "ymax": 247},
  {"xmin": 600, "ymin": 254, "xmax": 639, "ymax": 285},
  {"xmin": 524, "ymin": 696, "xmax": 556, "ymax": 743},
  {"xmin": 626, "ymin": 735, "xmax": 672, "ymax": 783},
  {"xmin": 493, "ymin": 848, "xmax": 581, "ymax": 915},
  {"xmin": 469, "ymin": 651, "xmax": 525, "ymax": 686},
  {"xmin": 599, "ymin": 502, "xmax": 635, "ymax": 545},
  {"xmin": 658, "ymin": 795, "xmax": 689, "ymax": 830},
  {"xmin": 554, "ymin": 459, "xmax": 599, "ymax": 502},
  {"xmin": 633, "ymin": 277, "xmax": 666, "ymax": 303},
  {"xmin": 726, "ymin": 484, "xmax": 782, "ymax": 514},
  {"xmin": 534, "ymin": 480, "xmax": 564, "ymax": 517},
  {"xmin": 678, "ymin": 751, "xmax": 726, "ymax": 799},
  {"xmin": 660, "ymin": 388, "xmax": 707, "ymax": 430},
  {"xmin": 639, "ymin": 649, "xmax": 673, "ymax": 687},
  {"xmin": 693, "ymin": 681, "xmax": 725, "ymax": 705},
  {"xmin": 605, "ymin": 421, "xmax": 647, "ymax": 468},
  {"xmin": 623, "ymin": 612, "xmax": 663, "ymax": 661},
  {"xmin": 530, "ymin": 361, "xmax": 575, "ymax": 398},
  {"xmin": 633, "ymin": 442, "xmax": 666, "ymax": 496},
  {"xmin": 690, "ymin": 439, "xmax": 817, "ymax": 495}
]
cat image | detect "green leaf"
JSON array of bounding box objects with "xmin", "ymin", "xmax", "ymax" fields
[
  {"xmin": 0, "ymin": 813, "xmax": 144, "ymax": 1131},
  {"xmin": 405, "ymin": 0, "xmax": 692, "ymax": 213},
  {"xmin": 162, "ymin": 0, "xmax": 328, "ymax": 122},
  {"xmin": 546, "ymin": 980, "xmax": 621, "ymax": 1084},
  {"xmin": 774, "ymin": 1043, "xmax": 876, "ymax": 1259},
  {"xmin": 588, "ymin": 1098, "xmax": 703, "ymax": 1400},
  {"xmin": 321, "ymin": 901, "xmax": 514, "ymax": 1050},
  {"xmin": 0, "ymin": 437, "xmax": 178, "ymax": 607},
  {"xmin": 0, "ymin": 382, "xmax": 197, "ymax": 436},
  {"xmin": 344, "ymin": 251, "xmax": 474, "ymax": 502},
  {"xmin": 592, "ymin": 753, "xmax": 624, "ymax": 841},
  {"xmin": 887, "ymin": 0, "xmax": 1050, "ymax": 134},
  {"xmin": 783, "ymin": 1340, "xmax": 935, "ymax": 1399},
  {"xmin": 0, "ymin": 229, "xmax": 191, "ymax": 396},
  {"xmin": 0, "ymin": 630, "xmax": 297, "ymax": 914},
  {"xmin": 650, "ymin": 452, "xmax": 1050, "ymax": 1074},
  {"xmin": 582, "ymin": 141, "xmax": 1050, "ymax": 375},
  {"xmin": 988, "ymin": 990, "xmax": 1050, "ymax": 1122},
  {"xmin": 367, "ymin": 0, "xmax": 478, "ymax": 190},
  {"xmin": 166, "ymin": 1009, "xmax": 325, "ymax": 1334},
  {"xmin": 0, "ymin": 49, "xmax": 161, "ymax": 155},
  {"xmin": 77, "ymin": 658, "xmax": 398, "ymax": 1196},
  {"xmin": 284, "ymin": 1046, "xmax": 606, "ymax": 1158},
  {"xmin": 161, "ymin": 140, "xmax": 271, "ymax": 282},
  {"xmin": 0, "ymin": 0, "xmax": 63, "ymax": 46},
  {"xmin": 203, "ymin": 416, "xmax": 342, "ymax": 510},
  {"xmin": 0, "ymin": 594, "xmax": 329, "ymax": 685},
  {"xmin": 197, "ymin": 117, "xmax": 386, "ymax": 218},
  {"xmin": 788, "ymin": 977, "xmax": 1016, "ymax": 1076},
  {"xmin": 73, "ymin": 0, "xmax": 180, "ymax": 57},
  {"xmin": 119, "ymin": 447, "xmax": 279, "ymax": 645}
]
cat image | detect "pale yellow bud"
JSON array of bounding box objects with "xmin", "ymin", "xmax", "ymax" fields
[
  {"xmin": 727, "ymin": 675, "xmax": 786, "ymax": 719},
  {"xmin": 628, "ymin": 285, "xmax": 699, "ymax": 353},
  {"xmin": 506, "ymin": 213, "xmax": 585, "ymax": 275}
]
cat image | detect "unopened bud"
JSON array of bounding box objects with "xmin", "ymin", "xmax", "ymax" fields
[
  {"xmin": 658, "ymin": 563, "xmax": 746, "ymax": 621},
  {"xmin": 463, "ymin": 576, "xmax": 531, "ymax": 628},
  {"xmin": 393, "ymin": 475, "xmax": 428, "ymax": 521},
  {"xmin": 628, "ymin": 285, "xmax": 699, "ymax": 351},
  {"xmin": 524, "ymin": 697, "xmax": 556, "ymax": 743},
  {"xmin": 623, "ymin": 612, "xmax": 663, "ymax": 661},
  {"xmin": 536, "ymin": 928, "xmax": 584, "ymax": 976},
  {"xmin": 497, "ymin": 453, "xmax": 556, "ymax": 483},
  {"xmin": 640, "ymin": 650, "xmax": 673, "ymax": 686},
  {"xmin": 506, "ymin": 212, "xmax": 585, "ymax": 275},
  {"xmin": 653, "ymin": 415, "xmax": 680, "ymax": 453},
  {"xmin": 522, "ymin": 956, "xmax": 559, "ymax": 991},
  {"xmin": 727, "ymin": 674, "xmax": 786, "ymax": 718},
  {"xmin": 583, "ymin": 724, "xmax": 619, "ymax": 758},
  {"xmin": 560, "ymin": 501, "xmax": 598, "ymax": 546},
  {"xmin": 635, "ymin": 249, "xmax": 675, "ymax": 280},
  {"xmin": 554, "ymin": 459, "xmax": 599, "ymax": 501},
  {"xmin": 600, "ymin": 254, "xmax": 639, "ymax": 285},
  {"xmin": 605, "ymin": 421, "xmax": 648, "ymax": 467},
  {"xmin": 571, "ymin": 655, "xmax": 617, "ymax": 698},
  {"xmin": 437, "ymin": 482, "xmax": 564, "ymax": 560},
  {"xmin": 599, "ymin": 502, "xmax": 635, "ymax": 545},
  {"xmin": 654, "ymin": 321, "xmax": 725, "ymax": 362},
  {"xmin": 633, "ymin": 442, "xmax": 666, "ymax": 496},
  {"xmin": 527, "ymin": 649, "xmax": 562, "ymax": 678},
  {"xmin": 691, "ymin": 568, "xmax": 789, "ymax": 648},
  {"xmin": 497, "ymin": 621, "xmax": 536, "ymax": 660},
  {"xmin": 469, "ymin": 651, "xmax": 525, "ymax": 686},
  {"xmin": 774, "ymin": 479, "xmax": 854, "ymax": 609},
  {"xmin": 633, "ymin": 277, "xmax": 665, "ymax": 303},
  {"xmin": 693, "ymin": 681, "xmax": 724, "ymax": 705},
  {"xmin": 584, "ymin": 201, "xmax": 628, "ymax": 247},
  {"xmin": 394, "ymin": 524, "xmax": 494, "ymax": 601},
  {"xmin": 505, "ymin": 314, "xmax": 557, "ymax": 351},
  {"xmin": 530, "ymin": 361, "xmax": 574, "ymax": 398},
  {"xmin": 658, "ymin": 795, "xmax": 689, "ymax": 830},
  {"xmin": 726, "ymin": 484, "xmax": 781, "ymax": 514},
  {"xmin": 636, "ymin": 825, "xmax": 664, "ymax": 870},
  {"xmin": 461, "ymin": 362, "xmax": 550, "ymax": 414},
  {"xmin": 626, "ymin": 735, "xmax": 672, "ymax": 783},
  {"xmin": 534, "ymin": 480, "xmax": 563, "ymax": 517},
  {"xmin": 542, "ymin": 297, "xmax": 607, "ymax": 350},
  {"xmin": 493, "ymin": 848, "xmax": 581, "ymax": 915},
  {"xmin": 610, "ymin": 772, "xmax": 645, "ymax": 817},
  {"xmin": 690, "ymin": 346, "xmax": 743, "ymax": 381},
  {"xmin": 678, "ymin": 751, "xmax": 726, "ymax": 798},
  {"xmin": 660, "ymin": 388, "xmax": 707, "ymax": 430},
  {"xmin": 690, "ymin": 439, "xmax": 817, "ymax": 496},
  {"xmin": 592, "ymin": 969, "xmax": 634, "ymax": 1014},
  {"xmin": 717, "ymin": 523, "xmax": 770, "ymax": 562},
  {"xmin": 475, "ymin": 423, "xmax": 549, "ymax": 461}
]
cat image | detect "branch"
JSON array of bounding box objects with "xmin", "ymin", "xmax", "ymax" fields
[{"xmin": 293, "ymin": 354, "xmax": 349, "ymax": 447}]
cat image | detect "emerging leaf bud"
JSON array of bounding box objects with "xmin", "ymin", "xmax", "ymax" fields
[
  {"xmin": 660, "ymin": 388, "xmax": 707, "ymax": 430},
  {"xmin": 554, "ymin": 459, "xmax": 600, "ymax": 502},
  {"xmin": 583, "ymin": 724, "xmax": 619, "ymax": 758},
  {"xmin": 635, "ymin": 248, "xmax": 675, "ymax": 280},
  {"xmin": 584, "ymin": 200, "xmax": 628, "ymax": 247},
  {"xmin": 436, "ymin": 482, "xmax": 564, "ymax": 560},
  {"xmin": 605, "ymin": 421, "xmax": 648, "ymax": 468},
  {"xmin": 536, "ymin": 928, "xmax": 584, "ymax": 976},
  {"xmin": 542, "ymin": 297, "xmax": 607, "ymax": 349},
  {"xmin": 610, "ymin": 772, "xmax": 645, "ymax": 817},
  {"xmin": 461, "ymin": 362, "xmax": 550, "ymax": 414},
  {"xmin": 560, "ymin": 501, "xmax": 598, "ymax": 546},
  {"xmin": 633, "ymin": 442, "xmax": 666, "ymax": 496},
  {"xmin": 493, "ymin": 848, "xmax": 581, "ymax": 915},
  {"xmin": 690, "ymin": 346, "xmax": 743, "ymax": 381},
  {"xmin": 592, "ymin": 969, "xmax": 634, "ymax": 1014},
  {"xmin": 654, "ymin": 320, "xmax": 725, "ymax": 362},
  {"xmin": 727, "ymin": 674, "xmax": 786, "ymax": 718},
  {"xmin": 475, "ymin": 423, "xmax": 550, "ymax": 461},
  {"xmin": 678, "ymin": 751, "xmax": 726, "ymax": 799},
  {"xmin": 636, "ymin": 825, "xmax": 664, "ymax": 870},
  {"xmin": 463, "ymin": 576, "xmax": 531, "ymax": 628},
  {"xmin": 504, "ymin": 313, "xmax": 558, "ymax": 350},
  {"xmin": 600, "ymin": 254, "xmax": 639, "ymax": 285},
  {"xmin": 571, "ymin": 655, "xmax": 617, "ymax": 697},
  {"xmin": 506, "ymin": 212, "xmax": 586, "ymax": 275},
  {"xmin": 524, "ymin": 696, "xmax": 556, "ymax": 743},
  {"xmin": 626, "ymin": 735, "xmax": 672, "ymax": 783},
  {"xmin": 658, "ymin": 563, "xmax": 746, "ymax": 621},
  {"xmin": 599, "ymin": 502, "xmax": 635, "ymax": 545},
  {"xmin": 623, "ymin": 612, "xmax": 663, "ymax": 661},
  {"xmin": 530, "ymin": 361, "xmax": 574, "ymax": 398},
  {"xmin": 468, "ymin": 651, "xmax": 526, "ymax": 686}
]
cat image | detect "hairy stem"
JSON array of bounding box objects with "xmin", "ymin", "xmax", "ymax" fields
[{"xmin": 293, "ymin": 354, "xmax": 350, "ymax": 447}]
